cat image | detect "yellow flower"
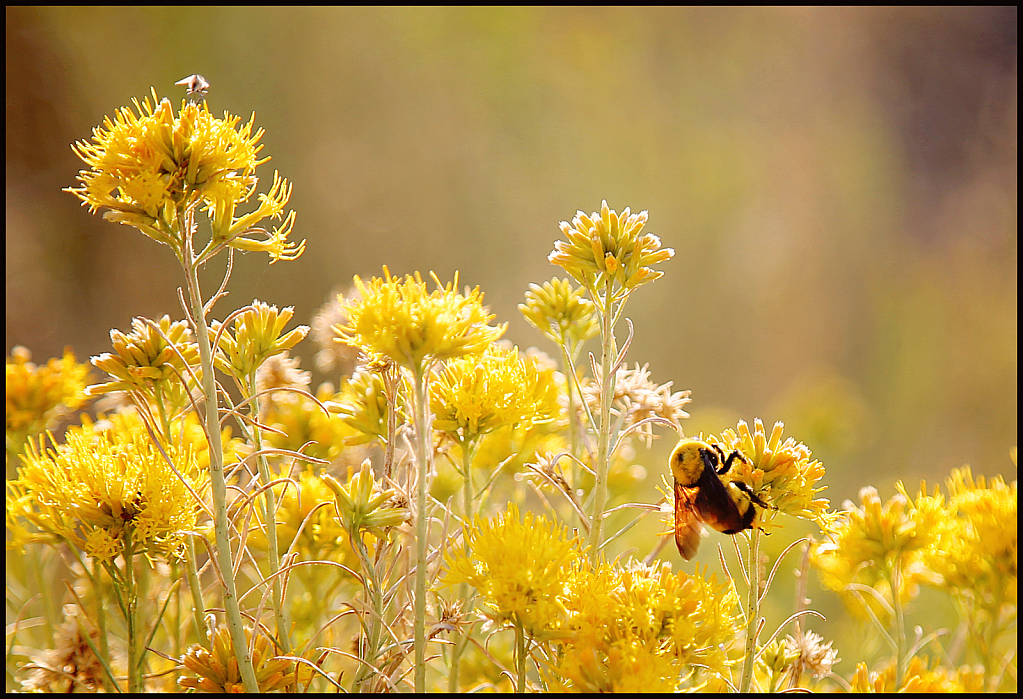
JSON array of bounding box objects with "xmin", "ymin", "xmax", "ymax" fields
[
  {"xmin": 716, "ymin": 418, "xmax": 830, "ymax": 527},
  {"xmin": 334, "ymin": 267, "xmax": 506, "ymax": 375},
  {"xmin": 547, "ymin": 559, "xmax": 739, "ymax": 691},
  {"xmin": 87, "ymin": 315, "xmax": 199, "ymax": 416},
  {"xmin": 443, "ymin": 503, "xmax": 584, "ymax": 638},
  {"xmin": 849, "ymin": 656, "xmax": 974, "ymax": 693},
  {"xmin": 6, "ymin": 346, "xmax": 90, "ymax": 439},
  {"xmin": 925, "ymin": 466, "xmax": 1017, "ymax": 606},
  {"xmin": 518, "ymin": 277, "xmax": 599, "ymax": 353},
  {"xmin": 330, "ymin": 366, "xmax": 408, "ymax": 446},
  {"xmin": 8, "ymin": 416, "xmax": 205, "ymax": 563},
  {"xmin": 430, "ymin": 344, "xmax": 557, "ymax": 444},
  {"xmin": 322, "ymin": 459, "xmax": 410, "ymax": 539},
  {"xmin": 810, "ymin": 485, "xmax": 940, "ymax": 620},
  {"xmin": 262, "ymin": 383, "xmax": 355, "ymax": 462},
  {"xmin": 209, "ymin": 300, "xmax": 309, "ymax": 385},
  {"xmin": 548, "ymin": 200, "xmax": 674, "ymax": 297},
  {"xmin": 180, "ymin": 623, "xmax": 311, "ymax": 692},
  {"xmin": 248, "ymin": 466, "xmax": 354, "ymax": 566},
  {"xmin": 67, "ymin": 89, "xmax": 302, "ymax": 263}
]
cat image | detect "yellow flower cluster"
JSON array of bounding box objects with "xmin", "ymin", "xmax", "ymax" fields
[
  {"xmin": 518, "ymin": 277, "xmax": 599, "ymax": 353},
  {"xmin": 87, "ymin": 315, "xmax": 199, "ymax": 414},
  {"xmin": 8, "ymin": 416, "xmax": 204, "ymax": 564},
  {"xmin": 67, "ymin": 89, "xmax": 302, "ymax": 263},
  {"xmin": 180, "ymin": 623, "xmax": 310, "ymax": 692},
  {"xmin": 334, "ymin": 268, "xmax": 506, "ymax": 375},
  {"xmin": 548, "ymin": 200, "xmax": 674, "ymax": 297},
  {"xmin": 443, "ymin": 503, "xmax": 584, "ymax": 638},
  {"xmin": 810, "ymin": 485, "xmax": 940, "ymax": 620},
  {"xmin": 849, "ymin": 656, "xmax": 985, "ymax": 693},
  {"xmin": 6, "ymin": 346, "xmax": 89, "ymax": 439},
  {"xmin": 925, "ymin": 467, "xmax": 1017, "ymax": 607},
  {"xmin": 210, "ymin": 301, "xmax": 309, "ymax": 383},
  {"xmin": 551, "ymin": 559, "xmax": 737, "ymax": 691},
  {"xmin": 430, "ymin": 345, "xmax": 559, "ymax": 443},
  {"xmin": 716, "ymin": 419, "xmax": 830, "ymax": 527},
  {"xmin": 247, "ymin": 466, "xmax": 353, "ymax": 566},
  {"xmin": 323, "ymin": 460, "xmax": 409, "ymax": 539}
]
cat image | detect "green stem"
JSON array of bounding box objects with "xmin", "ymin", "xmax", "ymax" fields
[
  {"xmin": 351, "ymin": 530, "xmax": 385, "ymax": 690},
  {"xmin": 448, "ymin": 438, "xmax": 477, "ymax": 692},
  {"xmin": 586, "ymin": 278, "xmax": 616, "ymax": 557},
  {"xmin": 247, "ymin": 373, "xmax": 292, "ymax": 654},
  {"xmin": 412, "ymin": 366, "xmax": 432, "ymax": 692},
  {"xmin": 514, "ymin": 620, "xmax": 527, "ymax": 693},
  {"xmin": 183, "ymin": 250, "xmax": 259, "ymax": 692},
  {"xmin": 890, "ymin": 564, "xmax": 906, "ymax": 690},
  {"xmin": 738, "ymin": 529, "xmax": 762, "ymax": 693},
  {"xmin": 123, "ymin": 531, "xmax": 140, "ymax": 693}
]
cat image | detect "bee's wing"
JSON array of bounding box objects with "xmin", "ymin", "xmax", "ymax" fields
[{"xmin": 674, "ymin": 477, "xmax": 704, "ymax": 561}]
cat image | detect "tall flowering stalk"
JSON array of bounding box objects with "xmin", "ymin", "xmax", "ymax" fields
[
  {"xmin": 66, "ymin": 84, "xmax": 303, "ymax": 692},
  {"xmin": 711, "ymin": 419, "xmax": 830, "ymax": 692},
  {"xmin": 548, "ymin": 201, "xmax": 673, "ymax": 555},
  {"xmin": 334, "ymin": 268, "xmax": 505, "ymax": 691}
]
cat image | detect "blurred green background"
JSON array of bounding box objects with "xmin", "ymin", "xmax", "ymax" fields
[{"xmin": 6, "ymin": 7, "xmax": 1017, "ymax": 501}]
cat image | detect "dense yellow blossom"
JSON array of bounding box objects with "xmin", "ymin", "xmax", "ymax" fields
[
  {"xmin": 431, "ymin": 344, "xmax": 559, "ymax": 443},
  {"xmin": 334, "ymin": 267, "xmax": 506, "ymax": 375},
  {"xmin": 67, "ymin": 89, "xmax": 302, "ymax": 263},
  {"xmin": 8, "ymin": 416, "xmax": 205, "ymax": 563},
  {"xmin": 546, "ymin": 559, "xmax": 738, "ymax": 691},
  {"xmin": 716, "ymin": 418, "xmax": 830, "ymax": 527},
  {"xmin": 444, "ymin": 503, "xmax": 584, "ymax": 638},
  {"xmin": 924, "ymin": 466, "xmax": 1017, "ymax": 606},
  {"xmin": 6, "ymin": 346, "xmax": 90, "ymax": 441},
  {"xmin": 548, "ymin": 200, "xmax": 674, "ymax": 297}
]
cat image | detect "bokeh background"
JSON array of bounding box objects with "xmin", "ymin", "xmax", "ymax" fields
[{"xmin": 6, "ymin": 7, "xmax": 1017, "ymax": 502}]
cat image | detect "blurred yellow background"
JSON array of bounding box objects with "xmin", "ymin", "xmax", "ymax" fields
[{"xmin": 5, "ymin": 7, "xmax": 1016, "ymax": 501}]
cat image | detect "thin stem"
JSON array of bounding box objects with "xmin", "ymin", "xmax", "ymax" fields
[
  {"xmin": 247, "ymin": 372, "xmax": 292, "ymax": 655},
  {"xmin": 586, "ymin": 277, "xmax": 617, "ymax": 556},
  {"xmin": 412, "ymin": 366, "xmax": 432, "ymax": 692},
  {"xmin": 182, "ymin": 238, "xmax": 260, "ymax": 692},
  {"xmin": 738, "ymin": 529, "xmax": 762, "ymax": 693},
  {"xmin": 123, "ymin": 530, "xmax": 140, "ymax": 693},
  {"xmin": 515, "ymin": 621, "xmax": 527, "ymax": 693}
]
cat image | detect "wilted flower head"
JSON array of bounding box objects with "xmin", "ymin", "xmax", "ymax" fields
[
  {"xmin": 580, "ymin": 362, "xmax": 691, "ymax": 448},
  {"xmin": 67, "ymin": 88, "xmax": 302, "ymax": 263},
  {"xmin": 549, "ymin": 200, "xmax": 674, "ymax": 297},
  {"xmin": 311, "ymin": 286, "xmax": 361, "ymax": 375},
  {"xmin": 6, "ymin": 346, "xmax": 90, "ymax": 441},
  {"xmin": 333, "ymin": 267, "xmax": 506, "ymax": 375},
  {"xmin": 19, "ymin": 605, "xmax": 107, "ymax": 693}
]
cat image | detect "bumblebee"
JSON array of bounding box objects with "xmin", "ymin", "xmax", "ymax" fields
[{"xmin": 670, "ymin": 438, "xmax": 769, "ymax": 560}]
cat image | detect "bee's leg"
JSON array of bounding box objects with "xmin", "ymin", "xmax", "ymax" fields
[
  {"xmin": 733, "ymin": 480, "xmax": 770, "ymax": 510},
  {"xmin": 717, "ymin": 447, "xmax": 744, "ymax": 475}
]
